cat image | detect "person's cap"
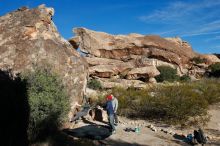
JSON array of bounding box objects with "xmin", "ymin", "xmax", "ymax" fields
[{"xmin": 106, "ymin": 95, "xmax": 113, "ymax": 100}]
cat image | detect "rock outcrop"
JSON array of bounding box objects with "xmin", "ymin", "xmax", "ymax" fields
[
  {"xmin": 70, "ymin": 28, "xmax": 197, "ymax": 65},
  {"xmin": 0, "ymin": 5, "xmax": 88, "ymax": 113},
  {"xmin": 200, "ymin": 54, "xmax": 220, "ymax": 64},
  {"xmin": 69, "ymin": 28, "xmax": 220, "ymax": 85}
]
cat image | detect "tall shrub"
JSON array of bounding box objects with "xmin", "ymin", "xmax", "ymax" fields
[
  {"xmin": 24, "ymin": 67, "xmax": 70, "ymax": 142},
  {"xmin": 110, "ymin": 79, "xmax": 220, "ymax": 126},
  {"xmin": 150, "ymin": 85, "xmax": 209, "ymax": 125},
  {"xmin": 193, "ymin": 79, "xmax": 220, "ymax": 104}
]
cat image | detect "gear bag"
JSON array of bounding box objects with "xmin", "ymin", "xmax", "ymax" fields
[{"xmin": 194, "ymin": 128, "xmax": 207, "ymax": 144}]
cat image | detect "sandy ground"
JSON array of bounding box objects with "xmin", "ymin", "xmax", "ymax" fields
[
  {"xmin": 102, "ymin": 123, "xmax": 189, "ymax": 146},
  {"xmin": 205, "ymin": 103, "xmax": 220, "ymax": 144},
  {"xmin": 65, "ymin": 103, "xmax": 220, "ymax": 146}
]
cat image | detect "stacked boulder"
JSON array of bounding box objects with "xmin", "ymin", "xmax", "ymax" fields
[{"xmin": 69, "ymin": 28, "xmax": 220, "ymax": 88}]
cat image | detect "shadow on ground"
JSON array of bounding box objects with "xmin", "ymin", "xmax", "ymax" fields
[
  {"xmin": 43, "ymin": 128, "xmax": 146, "ymax": 146},
  {"xmin": 0, "ymin": 70, "xmax": 29, "ymax": 146},
  {"xmin": 63, "ymin": 124, "xmax": 111, "ymax": 140},
  {"xmin": 60, "ymin": 124, "xmax": 147, "ymax": 146}
]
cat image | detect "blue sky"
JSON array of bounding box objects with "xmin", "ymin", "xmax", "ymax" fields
[{"xmin": 1, "ymin": 0, "xmax": 220, "ymax": 54}]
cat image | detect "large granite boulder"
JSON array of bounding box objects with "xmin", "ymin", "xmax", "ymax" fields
[{"xmin": 0, "ymin": 5, "xmax": 88, "ymax": 113}]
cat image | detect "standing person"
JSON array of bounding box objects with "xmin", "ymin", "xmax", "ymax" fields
[
  {"xmin": 106, "ymin": 95, "xmax": 116, "ymax": 134},
  {"xmin": 111, "ymin": 94, "xmax": 119, "ymax": 125}
]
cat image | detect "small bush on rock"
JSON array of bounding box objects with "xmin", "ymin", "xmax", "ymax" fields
[
  {"xmin": 156, "ymin": 66, "xmax": 179, "ymax": 82},
  {"xmin": 87, "ymin": 79, "xmax": 102, "ymax": 90},
  {"xmin": 209, "ymin": 62, "xmax": 220, "ymax": 77},
  {"xmin": 180, "ymin": 75, "xmax": 191, "ymax": 82},
  {"xmin": 191, "ymin": 57, "xmax": 207, "ymax": 64}
]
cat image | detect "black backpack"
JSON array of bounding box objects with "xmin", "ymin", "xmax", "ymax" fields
[{"xmin": 194, "ymin": 128, "xmax": 207, "ymax": 144}]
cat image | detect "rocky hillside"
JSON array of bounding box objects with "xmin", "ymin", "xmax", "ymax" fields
[
  {"xmin": 0, "ymin": 5, "xmax": 88, "ymax": 112},
  {"xmin": 69, "ymin": 28, "xmax": 220, "ymax": 88}
]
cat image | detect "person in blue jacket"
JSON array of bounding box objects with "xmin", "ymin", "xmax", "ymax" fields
[{"xmin": 106, "ymin": 95, "xmax": 116, "ymax": 134}]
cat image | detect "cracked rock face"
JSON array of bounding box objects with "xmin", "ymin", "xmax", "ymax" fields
[
  {"xmin": 0, "ymin": 5, "xmax": 88, "ymax": 109},
  {"xmin": 69, "ymin": 28, "xmax": 196, "ymax": 82},
  {"xmin": 70, "ymin": 28, "xmax": 220, "ymax": 84},
  {"xmin": 70, "ymin": 28, "xmax": 197, "ymax": 65}
]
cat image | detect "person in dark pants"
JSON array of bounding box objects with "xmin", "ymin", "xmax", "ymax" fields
[{"xmin": 106, "ymin": 95, "xmax": 116, "ymax": 134}]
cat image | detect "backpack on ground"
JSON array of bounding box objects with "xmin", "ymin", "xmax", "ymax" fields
[{"xmin": 193, "ymin": 128, "xmax": 207, "ymax": 144}]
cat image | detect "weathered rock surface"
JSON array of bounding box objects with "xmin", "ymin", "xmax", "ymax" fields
[
  {"xmin": 71, "ymin": 28, "xmax": 197, "ymax": 65},
  {"xmin": 98, "ymin": 78, "xmax": 147, "ymax": 89},
  {"xmin": 69, "ymin": 28, "xmax": 220, "ymax": 86},
  {"xmin": 200, "ymin": 54, "xmax": 220, "ymax": 64},
  {"xmin": 85, "ymin": 87, "xmax": 98, "ymax": 97},
  {"xmin": 0, "ymin": 5, "xmax": 88, "ymax": 113},
  {"xmin": 86, "ymin": 57, "xmax": 124, "ymax": 66},
  {"xmin": 126, "ymin": 66, "xmax": 160, "ymax": 80}
]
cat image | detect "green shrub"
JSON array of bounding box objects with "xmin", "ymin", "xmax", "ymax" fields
[
  {"xmin": 180, "ymin": 75, "xmax": 191, "ymax": 82},
  {"xmin": 87, "ymin": 79, "xmax": 102, "ymax": 90},
  {"xmin": 150, "ymin": 85, "xmax": 208, "ymax": 125},
  {"xmin": 24, "ymin": 67, "xmax": 70, "ymax": 142},
  {"xmin": 155, "ymin": 66, "xmax": 179, "ymax": 82},
  {"xmin": 191, "ymin": 57, "xmax": 207, "ymax": 64},
  {"xmin": 108, "ymin": 79, "xmax": 220, "ymax": 126},
  {"xmin": 193, "ymin": 79, "xmax": 220, "ymax": 104},
  {"xmin": 209, "ymin": 62, "xmax": 220, "ymax": 77}
]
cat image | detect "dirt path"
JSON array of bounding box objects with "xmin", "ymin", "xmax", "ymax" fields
[
  {"xmin": 65, "ymin": 104, "xmax": 220, "ymax": 146},
  {"xmin": 103, "ymin": 122, "xmax": 189, "ymax": 146},
  {"xmin": 66, "ymin": 118, "xmax": 188, "ymax": 146},
  {"xmin": 205, "ymin": 103, "xmax": 220, "ymax": 145}
]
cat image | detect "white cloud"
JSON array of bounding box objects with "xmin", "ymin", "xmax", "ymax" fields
[
  {"xmin": 152, "ymin": 29, "xmax": 177, "ymax": 36},
  {"xmin": 205, "ymin": 35, "xmax": 220, "ymax": 42},
  {"xmin": 212, "ymin": 45, "xmax": 220, "ymax": 49},
  {"xmin": 196, "ymin": 20, "xmax": 220, "ymax": 33},
  {"xmin": 181, "ymin": 20, "xmax": 220, "ymax": 37},
  {"xmin": 140, "ymin": 0, "xmax": 220, "ymax": 22},
  {"xmin": 139, "ymin": 1, "xmax": 196, "ymax": 22},
  {"xmin": 139, "ymin": 0, "xmax": 220, "ymax": 37},
  {"xmin": 182, "ymin": 31, "xmax": 220, "ymax": 37}
]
